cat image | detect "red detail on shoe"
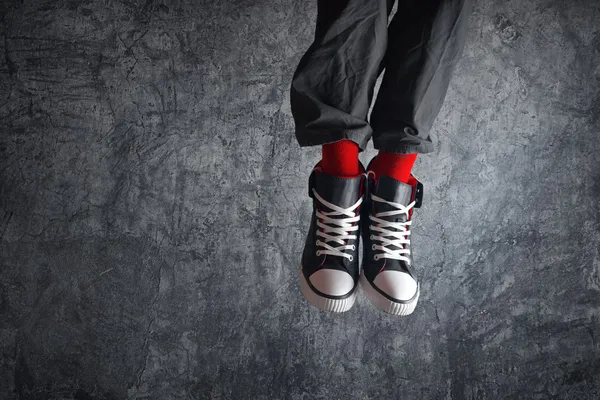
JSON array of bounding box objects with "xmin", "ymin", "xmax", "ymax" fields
[
  {"xmin": 379, "ymin": 260, "xmax": 386, "ymax": 274},
  {"xmin": 409, "ymin": 181, "xmax": 417, "ymax": 220},
  {"xmin": 321, "ymin": 140, "xmax": 359, "ymax": 177},
  {"xmin": 369, "ymin": 152, "xmax": 417, "ymax": 184}
]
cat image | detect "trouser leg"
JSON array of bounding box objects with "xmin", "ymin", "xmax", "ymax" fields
[
  {"xmin": 291, "ymin": 0, "xmax": 395, "ymax": 153},
  {"xmin": 370, "ymin": 0, "xmax": 473, "ymax": 154}
]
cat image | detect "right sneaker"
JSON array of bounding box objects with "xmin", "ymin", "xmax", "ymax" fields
[
  {"xmin": 360, "ymin": 159, "xmax": 424, "ymax": 316},
  {"xmin": 299, "ymin": 161, "xmax": 366, "ymax": 312}
]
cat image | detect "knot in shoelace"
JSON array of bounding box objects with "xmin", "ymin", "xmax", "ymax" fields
[
  {"xmin": 312, "ymin": 188, "xmax": 362, "ymax": 261},
  {"xmin": 369, "ymin": 193, "xmax": 415, "ymax": 264}
]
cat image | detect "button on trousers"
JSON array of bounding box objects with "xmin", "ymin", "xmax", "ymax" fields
[{"xmin": 290, "ymin": 0, "xmax": 473, "ymax": 154}]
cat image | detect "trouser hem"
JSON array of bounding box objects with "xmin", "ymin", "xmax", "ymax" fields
[
  {"xmin": 295, "ymin": 127, "xmax": 372, "ymax": 153},
  {"xmin": 372, "ymin": 135, "xmax": 435, "ymax": 155}
]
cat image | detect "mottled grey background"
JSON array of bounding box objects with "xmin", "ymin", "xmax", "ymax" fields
[{"xmin": 1, "ymin": 0, "xmax": 599, "ymax": 399}]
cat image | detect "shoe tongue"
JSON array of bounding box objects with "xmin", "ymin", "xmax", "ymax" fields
[
  {"xmin": 374, "ymin": 175, "xmax": 413, "ymax": 220},
  {"xmin": 315, "ymin": 171, "xmax": 362, "ymax": 209},
  {"xmin": 376, "ymin": 175, "xmax": 412, "ymax": 205}
]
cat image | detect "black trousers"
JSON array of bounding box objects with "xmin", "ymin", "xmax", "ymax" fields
[{"xmin": 290, "ymin": 0, "xmax": 472, "ymax": 154}]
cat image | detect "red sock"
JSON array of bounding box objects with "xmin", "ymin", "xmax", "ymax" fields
[
  {"xmin": 369, "ymin": 152, "xmax": 417, "ymax": 184},
  {"xmin": 321, "ymin": 140, "xmax": 359, "ymax": 177}
]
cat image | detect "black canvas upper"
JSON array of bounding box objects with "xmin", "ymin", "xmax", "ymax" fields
[
  {"xmin": 301, "ymin": 164, "xmax": 366, "ymax": 293},
  {"xmin": 362, "ymin": 167, "xmax": 423, "ymax": 285}
]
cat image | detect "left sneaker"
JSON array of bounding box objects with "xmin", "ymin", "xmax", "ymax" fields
[
  {"xmin": 360, "ymin": 160, "xmax": 424, "ymax": 316},
  {"xmin": 299, "ymin": 161, "xmax": 366, "ymax": 312}
]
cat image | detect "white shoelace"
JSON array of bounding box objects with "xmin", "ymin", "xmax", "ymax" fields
[
  {"xmin": 312, "ymin": 188, "xmax": 363, "ymax": 261},
  {"xmin": 368, "ymin": 193, "xmax": 415, "ymax": 264}
]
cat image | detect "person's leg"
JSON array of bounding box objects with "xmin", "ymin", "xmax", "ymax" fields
[
  {"xmin": 291, "ymin": 0, "xmax": 395, "ymax": 172},
  {"xmin": 370, "ymin": 0, "xmax": 473, "ymax": 156},
  {"xmin": 361, "ymin": 0, "xmax": 472, "ymax": 316}
]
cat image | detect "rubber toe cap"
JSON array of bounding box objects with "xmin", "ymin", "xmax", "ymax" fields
[
  {"xmin": 309, "ymin": 269, "xmax": 355, "ymax": 297},
  {"xmin": 373, "ymin": 270, "xmax": 418, "ymax": 301}
]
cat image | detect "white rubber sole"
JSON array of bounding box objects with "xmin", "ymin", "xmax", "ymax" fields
[
  {"xmin": 360, "ymin": 273, "xmax": 420, "ymax": 316},
  {"xmin": 299, "ymin": 268, "xmax": 357, "ymax": 313}
]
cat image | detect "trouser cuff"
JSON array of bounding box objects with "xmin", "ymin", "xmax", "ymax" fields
[
  {"xmin": 295, "ymin": 127, "xmax": 372, "ymax": 153},
  {"xmin": 372, "ymin": 133, "xmax": 435, "ymax": 155}
]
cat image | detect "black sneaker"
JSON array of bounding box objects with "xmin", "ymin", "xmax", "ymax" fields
[
  {"xmin": 299, "ymin": 161, "xmax": 366, "ymax": 312},
  {"xmin": 360, "ymin": 159, "xmax": 424, "ymax": 315}
]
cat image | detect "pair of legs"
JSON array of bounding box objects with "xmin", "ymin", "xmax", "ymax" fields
[
  {"xmin": 291, "ymin": 0, "xmax": 472, "ymax": 175},
  {"xmin": 291, "ymin": 0, "xmax": 472, "ymax": 314}
]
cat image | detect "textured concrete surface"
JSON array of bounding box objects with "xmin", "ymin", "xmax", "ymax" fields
[{"xmin": 1, "ymin": 0, "xmax": 599, "ymax": 399}]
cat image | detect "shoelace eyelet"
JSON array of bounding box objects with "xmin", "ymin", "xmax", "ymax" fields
[
  {"xmin": 348, "ymin": 256, "xmax": 354, "ymax": 262},
  {"xmin": 351, "ymin": 245, "xmax": 356, "ymax": 251},
  {"xmin": 372, "ymin": 244, "xmax": 376, "ymax": 250}
]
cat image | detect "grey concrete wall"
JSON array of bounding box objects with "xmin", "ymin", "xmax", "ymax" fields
[{"xmin": 1, "ymin": 0, "xmax": 599, "ymax": 399}]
